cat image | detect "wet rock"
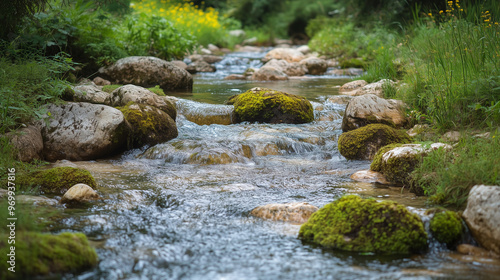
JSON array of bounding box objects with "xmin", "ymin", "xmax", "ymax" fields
[
  {"xmin": 16, "ymin": 167, "xmax": 97, "ymax": 194},
  {"xmin": 92, "ymin": 76, "xmax": 111, "ymax": 86},
  {"xmin": 7, "ymin": 125, "xmax": 43, "ymax": 162},
  {"xmin": 264, "ymin": 59, "xmax": 306, "ymax": 76},
  {"xmin": 106, "ymin": 84, "xmax": 176, "ymax": 120},
  {"xmin": 370, "ymin": 143, "xmax": 451, "ymax": 188},
  {"xmin": 327, "ymin": 95, "xmax": 353, "ymax": 105},
  {"xmin": 61, "ymin": 183, "xmax": 99, "ymax": 204},
  {"xmin": 347, "ymin": 79, "xmax": 395, "ymax": 98},
  {"xmin": 262, "ymin": 48, "xmax": 306, "ymax": 63},
  {"xmin": 224, "ymin": 74, "xmax": 247, "ymax": 80},
  {"xmin": 342, "ymin": 94, "xmax": 406, "ymax": 132},
  {"xmin": 207, "ymin": 44, "xmax": 219, "ymax": 53},
  {"xmin": 338, "ymin": 124, "xmax": 411, "ymax": 160},
  {"xmin": 176, "ymin": 99, "xmax": 234, "ymax": 125},
  {"xmin": 187, "ymin": 148, "xmax": 245, "ymax": 165},
  {"xmin": 71, "ymin": 82, "xmax": 110, "ymax": 104},
  {"xmin": 299, "ymin": 57, "xmax": 328, "ymax": 75},
  {"xmin": 235, "ymin": 46, "xmax": 262, "ymax": 52},
  {"xmin": 327, "ymin": 68, "xmax": 364, "ymax": 76},
  {"xmin": 251, "ymin": 202, "xmax": 318, "ymax": 224},
  {"xmin": 119, "ymin": 103, "xmax": 177, "ymax": 148},
  {"xmin": 0, "ymin": 232, "xmax": 98, "ymax": 278},
  {"xmin": 243, "ymin": 37, "xmax": 258, "ymax": 45},
  {"xmin": 16, "ymin": 195, "xmax": 59, "ymax": 206},
  {"xmin": 457, "ymin": 244, "xmax": 499, "ymax": 258},
  {"xmin": 298, "ymin": 195, "xmax": 427, "ymax": 254},
  {"xmin": 339, "ymin": 80, "xmax": 368, "ymax": 95},
  {"xmin": 41, "ymin": 102, "xmax": 129, "ymax": 161},
  {"xmin": 98, "ymin": 56, "xmax": 193, "ymax": 92},
  {"xmin": 227, "ymin": 87, "xmax": 314, "ymax": 124},
  {"xmin": 186, "ymin": 60, "xmax": 216, "ymax": 73},
  {"xmin": 250, "ymin": 66, "xmax": 289, "ymax": 81},
  {"xmin": 430, "ymin": 210, "xmax": 464, "ymax": 248},
  {"xmin": 350, "ymin": 170, "xmax": 390, "ymax": 185},
  {"xmin": 170, "ymin": 60, "xmax": 188, "ymax": 70},
  {"xmin": 297, "ymin": 45, "xmax": 311, "ymax": 55},
  {"xmin": 463, "ymin": 185, "xmax": 500, "ymax": 255}
]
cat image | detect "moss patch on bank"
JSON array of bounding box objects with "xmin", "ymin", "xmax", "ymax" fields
[
  {"xmin": 17, "ymin": 167, "xmax": 97, "ymax": 194},
  {"xmin": 298, "ymin": 195, "xmax": 427, "ymax": 254},
  {"xmin": 0, "ymin": 232, "xmax": 98, "ymax": 279}
]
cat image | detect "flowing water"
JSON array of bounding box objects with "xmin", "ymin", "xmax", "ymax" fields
[{"xmin": 52, "ymin": 49, "xmax": 500, "ymax": 279}]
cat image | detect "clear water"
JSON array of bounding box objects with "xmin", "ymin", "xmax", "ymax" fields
[{"xmin": 52, "ymin": 50, "xmax": 500, "ymax": 280}]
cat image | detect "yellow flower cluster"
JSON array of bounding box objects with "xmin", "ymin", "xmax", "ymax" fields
[{"xmin": 131, "ymin": 0, "xmax": 222, "ymax": 35}]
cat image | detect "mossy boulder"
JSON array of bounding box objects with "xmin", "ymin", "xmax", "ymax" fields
[
  {"xmin": 17, "ymin": 167, "xmax": 97, "ymax": 194},
  {"xmin": 298, "ymin": 195, "xmax": 427, "ymax": 254},
  {"xmin": 119, "ymin": 103, "xmax": 178, "ymax": 148},
  {"xmin": 227, "ymin": 87, "xmax": 314, "ymax": 124},
  {"xmin": 338, "ymin": 123, "xmax": 411, "ymax": 160},
  {"xmin": 429, "ymin": 210, "xmax": 464, "ymax": 248},
  {"xmin": 370, "ymin": 143, "xmax": 451, "ymax": 190},
  {"xmin": 0, "ymin": 232, "xmax": 98, "ymax": 279}
]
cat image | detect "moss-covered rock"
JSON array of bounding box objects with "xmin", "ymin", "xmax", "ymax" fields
[
  {"xmin": 430, "ymin": 210, "xmax": 464, "ymax": 248},
  {"xmin": 119, "ymin": 103, "xmax": 178, "ymax": 148},
  {"xmin": 227, "ymin": 87, "xmax": 314, "ymax": 124},
  {"xmin": 17, "ymin": 167, "xmax": 97, "ymax": 194},
  {"xmin": 0, "ymin": 232, "xmax": 98, "ymax": 279},
  {"xmin": 370, "ymin": 143, "xmax": 451, "ymax": 190},
  {"xmin": 298, "ymin": 195, "xmax": 427, "ymax": 254},
  {"xmin": 338, "ymin": 124, "xmax": 411, "ymax": 160}
]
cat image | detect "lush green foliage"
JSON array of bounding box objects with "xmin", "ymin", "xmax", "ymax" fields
[
  {"xmin": 0, "ymin": 53, "xmax": 73, "ymax": 134},
  {"xmin": 411, "ymin": 133, "xmax": 500, "ymax": 207}
]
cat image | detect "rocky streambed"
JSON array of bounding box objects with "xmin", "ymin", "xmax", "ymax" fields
[{"xmin": 4, "ymin": 46, "xmax": 500, "ymax": 279}]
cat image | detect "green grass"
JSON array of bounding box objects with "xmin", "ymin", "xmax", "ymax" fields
[{"xmin": 410, "ymin": 132, "xmax": 500, "ymax": 207}]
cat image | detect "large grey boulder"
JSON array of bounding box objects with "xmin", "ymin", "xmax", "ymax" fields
[
  {"xmin": 41, "ymin": 102, "xmax": 129, "ymax": 161},
  {"xmin": 98, "ymin": 56, "xmax": 193, "ymax": 92},
  {"xmin": 106, "ymin": 84, "xmax": 176, "ymax": 120},
  {"xmin": 342, "ymin": 94, "xmax": 406, "ymax": 132},
  {"xmin": 463, "ymin": 185, "xmax": 500, "ymax": 255}
]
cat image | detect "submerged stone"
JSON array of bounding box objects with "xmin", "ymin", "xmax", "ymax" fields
[
  {"xmin": 227, "ymin": 87, "xmax": 314, "ymax": 124},
  {"xmin": 251, "ymin": 202, "xmax": 318, "ymax": 224},
  {"xmin": 298, "ymin": 195, "xmax": 427, "ymax": 254}
]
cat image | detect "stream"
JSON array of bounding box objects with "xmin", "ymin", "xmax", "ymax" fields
[{"xmin": 52, "ymin": 49, "xmax": 500, "ymax": 279}]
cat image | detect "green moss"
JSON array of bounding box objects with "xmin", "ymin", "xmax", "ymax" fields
[
  {"xmin": 102, "ymin": 84, "xmax": 122, "ymax": 93},
  {"xmin": 17, "ymin": 167, "xmax": 97, "ymax": 194},
  {"xmin": 0, "ymin": 232, "xmax": 98, "ymax": 279},
  {"xmin": 103, "ymin": 84, "xmax": 165, "ymax": 96},
  {"xmin": 147, "ymin": 85, "xmax": 166, "ymax": 96},
  {"xmin": 119, "ymin": 103, "xmax": 177, "ymax": 148},
  {"xmin": 228, "ymin": 88, "xmax": 314, "ymax": 124},
  {"xmin": 338, "ymin": 123, "xmax": 411, "ymax": 160},
  {"xmin": 298, "ymin": 195, "xmax": 427, "ymax": 254},
  {"xmin": 339, "ymin": 58, "xmax": 366, "ymax": 69},
  {"xmin": 430, "ymin": 210, "xmax": 464, "ymax": 247}
]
